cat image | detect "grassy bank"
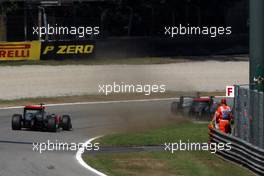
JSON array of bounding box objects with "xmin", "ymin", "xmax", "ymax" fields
[
  {"xmin": 94, "ymin": 121, "xmax": 208, "ymax": 147},
  {"xmin": 84, "ymin": 121, "xmax": 254, "ymax": 176}
]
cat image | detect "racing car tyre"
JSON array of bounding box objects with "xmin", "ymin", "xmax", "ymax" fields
[
  {"xmin": 12, "ymin": 114, "xmax": 22, "ymax": 130},
  {"xmin": 47, "ymin": 117, "xmax": 57, "ymax": 132},
  {"xmin": 62, "ymin": 115, "xmax": 71, "ymax": 131},
  {"xmin": 30, "ymin": 119, "xmax": 35, "ymax": 129}
]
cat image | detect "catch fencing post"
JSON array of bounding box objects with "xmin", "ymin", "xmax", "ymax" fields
[
  {"xmin": 259, "ymin": 92, "xmax": 264, "ymax": 148},
  {"xmin": 250, "ymin": 0, "xmax": 264, "ymax": 91}
]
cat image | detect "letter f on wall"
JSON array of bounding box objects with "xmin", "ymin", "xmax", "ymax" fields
[{"xmin": 226, "ymin": 86, "xmax": 234, "ymax": 97}]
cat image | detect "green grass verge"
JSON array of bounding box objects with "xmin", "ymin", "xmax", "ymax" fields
[
  {"xmin": 84, "ymin": 121, "xmax": 254, "ymax": 176},
  {"xmin": 94, "ymin": 121, "xmax": 208, "ymax": 146}
]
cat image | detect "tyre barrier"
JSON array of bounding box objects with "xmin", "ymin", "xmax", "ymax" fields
[{"xmin": 209, "ymin": 127, "xmax": 264, "ymax": 175}]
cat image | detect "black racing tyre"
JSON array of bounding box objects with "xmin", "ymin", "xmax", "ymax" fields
[
  {"xmin": 30, "ymin": 118, "xmax": 35, "ymax": 129},
  {"xmin": 189, "ymin": 111, "xmax": 197, "ymax": 119},
  {"xmin": 12, "ymin": 114, "xmax": 22, "ymax": 130},
  {"xmin": 62, "ymin": 115, "xmax": 72, "ymax": 131},
  {"xmin": 47, "ymin": 118, "xmax": 57, "ymax": 132},
  {"xmin": 171, "ymin": 102, "xmax": 179, "ymax": 114}
]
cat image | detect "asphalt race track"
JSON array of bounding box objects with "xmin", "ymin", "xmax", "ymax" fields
[{"xmin": 0, "ymin": 99, "xmax": 175, "ymax": 176}]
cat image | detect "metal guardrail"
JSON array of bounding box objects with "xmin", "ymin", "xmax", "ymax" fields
[{"xmin": 209, "ymin": 127, "xmax": 264, "ymax": 175}]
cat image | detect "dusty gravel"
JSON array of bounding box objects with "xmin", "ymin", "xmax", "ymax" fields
[{"xmin": 0, "ymin": 61, "xmax": 248, "ymax": 99}]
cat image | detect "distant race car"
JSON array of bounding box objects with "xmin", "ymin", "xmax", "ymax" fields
[
  {"xmin": 11, "ymin": 104, "xmax": 72, "ymax": 132},
  {"xmin": 171, "ymin": 96, "xmax": 218, "ymax": 120}
]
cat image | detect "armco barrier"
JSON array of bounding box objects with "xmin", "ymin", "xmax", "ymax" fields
[{"xmin": 209, "ymin": 127, "xmax": 264, "ymax": 175}]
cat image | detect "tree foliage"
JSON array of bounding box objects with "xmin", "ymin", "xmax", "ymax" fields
[{"xmin": 0, "ymin": 0, "xmax": 18, "ymax": 14}]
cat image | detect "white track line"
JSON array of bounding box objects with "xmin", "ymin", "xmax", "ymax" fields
[{"xmin": 76, "ymin": 136, "xmax": 107, "ymax": 176}]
